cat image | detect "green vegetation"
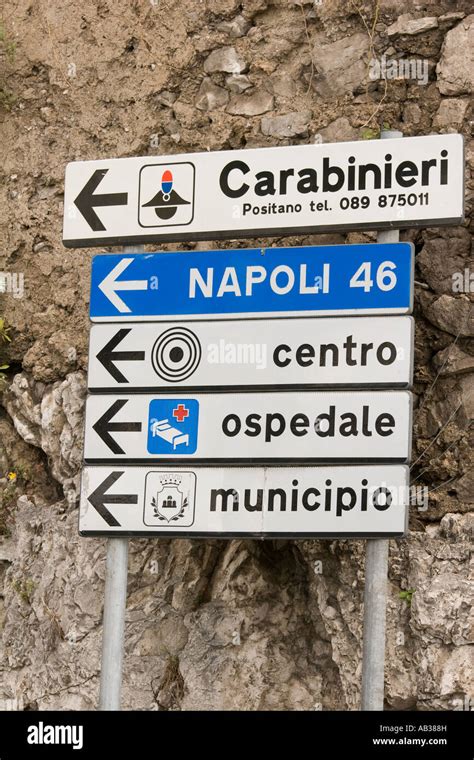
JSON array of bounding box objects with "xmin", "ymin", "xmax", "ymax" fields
[
  {"xmin": 0, "ymin": 22, "xmax": 16, "ymax": 63},
  {"xmin": 0, "ymin": 88, "xmax": 16, "ymax": 109},
  {"xmin": 11, "ymin": 577, "xmax": 36, "ymax": 604},
  {"xmin": 0, "ymin": 318, "xmax": 11, "ymax": 385},
  {"xmin": 399, "ymin": 589, "xmax": 416, "ymax": 606},
  {"xmin": 361, "ymin": 127, "xmax": 379, "ymax": 140},
  {"xmin": 360, "ymin": 122, "xmax": 391, "ymax": 140}
]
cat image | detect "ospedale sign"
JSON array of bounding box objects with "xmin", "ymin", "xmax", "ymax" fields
[{"xmin": 63, "ymin": 134, "xmax": 464, "ymax": 246}]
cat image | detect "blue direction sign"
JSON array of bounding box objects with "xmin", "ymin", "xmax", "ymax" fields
[{"xmin": 89, "ymin": 243, "xmax": 413, "ymax": 322}]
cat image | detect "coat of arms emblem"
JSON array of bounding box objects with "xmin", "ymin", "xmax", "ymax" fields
[
  {"xmin": 143, "ymin": 472, "xmax": 196, "ymax": 528},
  {"xmin": 151, "ymin": 480, "xmax": 188, "ymax": 522}
]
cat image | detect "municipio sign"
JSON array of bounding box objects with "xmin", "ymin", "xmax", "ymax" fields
[
  {"xmin": 63, "ymin": 134, "xmax": 464, "ymax": 246},
  {"xmin": 79, "ymin": 464, "xmax": 409, "ymax": 538},
  {"xmin": 87, "ymin": 316, "xmax": 414, "ymax": 391}
]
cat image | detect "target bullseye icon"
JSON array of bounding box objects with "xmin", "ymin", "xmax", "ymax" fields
[{"xmin": 151, "ymin": 327, "xmax": 202, "ymax": 383}]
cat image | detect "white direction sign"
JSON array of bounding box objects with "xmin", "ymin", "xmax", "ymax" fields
[
  {"xmin": 84, "ymin": 390, "xmax": 412, "ymax": 464},
  {"xmin": 79, "ymin": 465, "xmax": 409, "ymax": 537},
  {"xmin": 88, "ymin": 316, "xmax": 414, "ymax": 391},
  {"xmin": 63, "ymin": 134, "xmax": 463, "ymax": 246}
]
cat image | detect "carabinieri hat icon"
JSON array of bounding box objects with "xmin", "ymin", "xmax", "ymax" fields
[{"xmin": 142, "ymin": 169, "xmax": 191, "ymax": 220}]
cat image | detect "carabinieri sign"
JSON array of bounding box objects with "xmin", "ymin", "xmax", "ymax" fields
[
  {"xmin": 89, "ymin": 243, "xmax": 414, "ymax": 321},
  {"xmin": 63, "ymin": 134, "xmax": 463, "ymax": 246}
]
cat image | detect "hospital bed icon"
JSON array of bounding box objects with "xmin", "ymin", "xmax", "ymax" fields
[{"xmin": 149, "ymin": 418, "xmax": 190, "ymax": 449}]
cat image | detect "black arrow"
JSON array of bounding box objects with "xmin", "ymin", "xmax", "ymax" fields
[
  {"xmin": 97, "ymin": 329, "xmax": 145, "ymax": 383},
  {"xmin": 74, "ymin": 169, "xmax": 128, "ymax": 231},
  {"xmin": 88, "ymin": 471, "xmax": 138, "ymax": 527},
  {"xmin": 92, "ymin": 399, "xmax": 142, "ymax": 455}
]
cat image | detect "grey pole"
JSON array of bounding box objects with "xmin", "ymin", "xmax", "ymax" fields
[
  {"xmin": 98, "ymin": 243, "xmax": 145, "ymax": 711},
  {"xmin": 98, "ymin": 536, "xmax": 129, "ymax": 710},
  {"xmin": 360, "ymin": 129, "xmax": 403, "ymax": 711}
]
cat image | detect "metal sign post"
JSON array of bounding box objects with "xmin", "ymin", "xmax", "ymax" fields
[
  {"xmin": 98, "ymin": 245, "xmax": 144, "ymax": 711},
  {"xmin": 361, "ymin": 131, "xmax": 403, "ymax": 711},
  {"xmin": 98, "ymin": 535, "xmax": 128, "ymax": 710}
]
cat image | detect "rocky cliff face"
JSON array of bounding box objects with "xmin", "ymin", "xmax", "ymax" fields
[{"xmin": 0, "ymin": 0, "xmax": 472, "ymax": 711}]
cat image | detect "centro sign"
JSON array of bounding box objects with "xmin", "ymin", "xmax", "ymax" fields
[
  {"xmin": 87, "ymin": 316, "xmax": 414, "ymax": 391},
  {"xmin": 63, "ymin": 134, "xmax": 463, "ymax": 246}
]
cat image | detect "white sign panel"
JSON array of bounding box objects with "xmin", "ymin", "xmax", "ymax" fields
[
  {"xmin": 63, "ymin": 134, "xmax": 464, "ymax": 246},
  {"xmin": 79, "ymin": 465, "xmax": 409, "ymax": 537},
  {"xmin": 84, "ymin": 391, "xmax": 412, "ymax": 464},
  {"xmin": 88, "ymin": 316, "xmax": 414, "ymax": 391}
]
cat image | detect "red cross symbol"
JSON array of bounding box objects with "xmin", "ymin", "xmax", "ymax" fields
[{"xmin": 173, "ymin": 404, "xmax": 189, "ymax": 423}]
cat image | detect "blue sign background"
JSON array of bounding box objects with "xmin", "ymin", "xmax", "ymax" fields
[
  {"xmin": 147, "ymin": 399, "xmax": 199, "ymax": 454},
  {"xmin": 90, "ymin": 243, "xmax": 413, "ymax": 320}
]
